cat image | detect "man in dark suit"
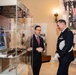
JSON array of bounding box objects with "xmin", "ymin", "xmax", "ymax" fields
[
  {"xmin": 28, "ymin": 25, "xmax": 44, "ymax": 75},
  {"xmin": 55, "ymin": 19, "xmax": 74, "ymax": 75}
]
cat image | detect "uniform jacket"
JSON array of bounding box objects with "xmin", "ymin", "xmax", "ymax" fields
[{"xmin": 56, "ymin": 28, "xmax": 74, "ymax": 62}]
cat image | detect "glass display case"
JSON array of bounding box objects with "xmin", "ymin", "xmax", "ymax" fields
[{"xmin": 0, "ymin": 0, "xmax": 33, "ymax": 75}]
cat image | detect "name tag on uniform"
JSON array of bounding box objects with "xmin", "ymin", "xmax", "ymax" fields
[{"xmin": 59, "ymin": 36, "xmax": 63, "ymax": 40}]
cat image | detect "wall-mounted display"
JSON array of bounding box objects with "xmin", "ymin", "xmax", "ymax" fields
[
  {"xmin": 63, "ymin": 0, "xmax": 76, "ymax": 50},
  {"xmin": 63, "ymin": 0, "xmax": 76, "ymax": 29}
]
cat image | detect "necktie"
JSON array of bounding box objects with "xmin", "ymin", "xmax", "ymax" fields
[{"xmin": 36, "ymin": 37, "xmax": 40, "ymax": 46}]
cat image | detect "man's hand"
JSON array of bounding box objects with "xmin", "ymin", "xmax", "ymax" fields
[
  {"xmin": 36, "ymin": 47, "xmax": 43, "ymax": 52},
  {"xmin": 54, "ymin": 53, "xmax": 60, "ymax": 59},
  {"xmin": 27, "ymin": 47, "xmax": 32, "ymax": 51}
]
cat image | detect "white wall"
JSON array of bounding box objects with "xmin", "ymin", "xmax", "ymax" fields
[{"xmin": 21, "ymin": 0, "xmax": 63, "ymax": 56}]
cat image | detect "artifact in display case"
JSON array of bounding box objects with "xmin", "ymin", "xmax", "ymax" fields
[
  {"xmin": 0, "ymin": 26, "xmax": 7, "ymax": 51},
  {"xmin": 0, "ymin": 0, "xmax": 32, "ymax": 75}
]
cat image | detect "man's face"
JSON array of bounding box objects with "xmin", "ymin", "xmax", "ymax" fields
[
  {"xmin": 57, "ymin": 22, "xmax": 65, "ymax": 31},
  {"xmin": 35, "ymin": 27, "xmax": 41, "ymax": 35}
]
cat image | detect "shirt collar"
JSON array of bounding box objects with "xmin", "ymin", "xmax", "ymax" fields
[
  {"xmin": 61, "ymin": 27, "xmax": 67, "ymax": 33},
  {"xmin": 34, "ymin": 34, "xmax": 40, "ymax": 38}
]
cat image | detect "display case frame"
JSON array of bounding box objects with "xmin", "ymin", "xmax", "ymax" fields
[{"xmin": 0, "ymin": 0, "xmax": 33, "ymax": 75}]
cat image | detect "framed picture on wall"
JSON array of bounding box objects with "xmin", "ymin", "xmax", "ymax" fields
[
  {"xmin": 69, "ymin": 7, "xmax": 76, "ymax": 29},
  {"xmin": 63, "ymin": 0, "xmax": 76, "ymax": 49},
  {"xmin": 63, "ymin": 0, "xmax": 76, "ymax": 29}
]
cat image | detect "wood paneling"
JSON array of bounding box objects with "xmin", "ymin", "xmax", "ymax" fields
[
  {"xmin": 73, "ymin": 51, "xmax": 76, "ymax": 58},
  {"xmin": 0, "ymin": 58, "xmax": 9, "ymax": 73},
  {"xmin": 42, "ymin": 55, "xmax": 51, "ymax": 63}
]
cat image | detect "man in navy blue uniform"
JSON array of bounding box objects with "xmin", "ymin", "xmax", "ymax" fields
[{"xmin": 55, "ymin": 19, "xmax": 74, "ymax": 75}]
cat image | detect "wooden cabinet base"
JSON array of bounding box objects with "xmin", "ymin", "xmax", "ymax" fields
[
  {"xmin": 73, "ymin": 51, "xmax": 76, "ymax": 58},
  {"xmin": 42, "ymin": 55, "xmax": 51, "ymax": 63},
  {"xmin": 0, "ymin": 58, "xmax": 9, "ymax": 73}
]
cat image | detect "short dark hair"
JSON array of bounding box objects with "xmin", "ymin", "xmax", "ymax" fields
[
  {"xmin": 57, "ymin": 19, "xmax": 66, "ymax": 25},
  {"xmin": 34, "ymin": 25, "xmax": 41, "ymax": 30}
]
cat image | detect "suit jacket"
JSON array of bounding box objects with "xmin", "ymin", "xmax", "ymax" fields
[
  {"xmin": 56, "ymin": 28, "xmax": 74, "ymax": 62},
  {"xmin": 30, "ymin": 34, "xmax": 44, "ymax": 60}
]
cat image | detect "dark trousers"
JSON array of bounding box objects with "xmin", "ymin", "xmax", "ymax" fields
[
  {"xmin": 57, "ymin": 59, "xmax": 71, "ymax": 75},
  {"xmin": 31, "ymin": 57, "xmax": 42, "ymax": 75}
]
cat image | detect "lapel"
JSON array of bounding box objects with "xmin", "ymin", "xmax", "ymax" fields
[
  {"xmin": 61, "ymin": 28, "xmax": 68, "ymax": 34},
  {"xmin": 39, "ymin": 36, "xmax": 41, "ymax": 45},
  {"xmin": 59, "ymin": 28, "xmax": 68, "ymax": 38}
]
